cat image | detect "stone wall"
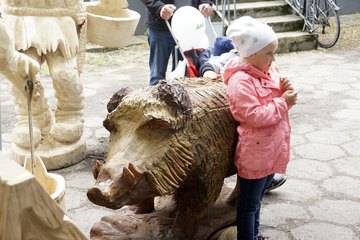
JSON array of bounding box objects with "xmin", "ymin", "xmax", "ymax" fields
[{"xmin": 128, "ymin": 0, "xmax": 147, "ymax": 35}]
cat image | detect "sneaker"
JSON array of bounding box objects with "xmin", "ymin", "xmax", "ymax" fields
[
  {"xmin": 257, "ymin": 235, "xmax": 270, "ymax": 240},
  {"xmin": 265, "ymin": 174, "xmax": 287, "ymax": 193}
]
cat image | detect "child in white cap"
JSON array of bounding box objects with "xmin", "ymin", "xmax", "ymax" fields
[{"xmin": 223, "ymin": 16, "xmax": 297, "ymax": 239}]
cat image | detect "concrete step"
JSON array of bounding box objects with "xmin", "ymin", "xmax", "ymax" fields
[
  {"xmin": 257, "ymin": 15, "xmax": 304, "ymax": 32},
  {"xmin": 212, "ymin": 0, "xmax": 317, "ymax": 53},
  {"xmin": 235, "ymin": 0, "xmax": 277, "ymax": 2},
  {"xmin": 222, "ymin": 15, "xmax": 304, "ymax": 33},
  {"xmin": 217, "ymin": 1, "xmax": 292, "ymax": 19},
  {"xmin": 215, "ymin": 15, "xmax": 304, "ymax": 35},
  {"xmin": 277, "ymin": 31, "xmax": 317, "ymax": 53},
  {"xmin": 208, "ymin": 22, "xmax": 317, "ymax": 53}
]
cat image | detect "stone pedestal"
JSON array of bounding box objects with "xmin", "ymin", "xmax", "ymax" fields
[{"xmin": 11, "ymin": 136, "xmax": 86, "ymax": 170}]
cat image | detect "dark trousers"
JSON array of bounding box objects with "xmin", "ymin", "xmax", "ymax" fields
[
  {"xmin": 148, "ymin": 28, "xmax": 178, "ymax": 86},
  {"xmin": 237, "ymin": 174, "xmax": 274, "ymax": 240}
]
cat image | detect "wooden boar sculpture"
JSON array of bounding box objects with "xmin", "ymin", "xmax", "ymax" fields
[{"xmin": 87, "ymin": 78, "xmax": 238, "ymax": 239}]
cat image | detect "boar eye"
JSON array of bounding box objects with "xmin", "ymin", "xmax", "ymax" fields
[{"xmin": 141, "ymin": 118, "xmax": 174, "ymax": 130}]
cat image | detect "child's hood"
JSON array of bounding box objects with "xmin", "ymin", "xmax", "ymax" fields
[{"xmin": 223, "ymin": 57, "xmax": 272, "ymax": 85}]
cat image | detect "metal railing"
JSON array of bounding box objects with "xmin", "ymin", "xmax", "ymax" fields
[{"xmin": 213, "ymin": 0, "xmax": 239, "ymax": 35}]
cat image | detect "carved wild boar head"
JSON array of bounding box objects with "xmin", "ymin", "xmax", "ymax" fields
[
  {"xmin": 87, "ymin": 162, "xmax": 144, "ymax": 209},
  {"xmin": 88, "ymin": 80, "xmax": 194, "ymax": 209}
]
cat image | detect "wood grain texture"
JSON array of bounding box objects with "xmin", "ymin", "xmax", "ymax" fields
[
  {"xmin": 88, "ymin": 78, "xmax": 239, "ymax": 239},
  {"xmin": 0, "ymin": 158, "xmax": 88, "ymax": 240}
]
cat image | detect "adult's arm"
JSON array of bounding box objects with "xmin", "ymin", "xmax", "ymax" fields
[
  {"xmin": 199, "ymin": 0, "xmax": 213, "ymax": 5},
  {"xmin": 0, "ymin": 19, "xmax": 40, "ymax": 98},
  {"xmin": 198, "ymin": 49, "xmax": 215, "ymax": 76},
  {"xmin": 141, "ymin": 0, "xmax": 166, "ymax": 17}
]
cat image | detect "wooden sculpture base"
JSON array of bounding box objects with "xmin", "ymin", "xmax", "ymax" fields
[
  {"xmin": 11, "ymin": 135, "xmax": 86, "ymax": 170},
  {"xmin": 90, "ymin": 185, "xmax": 236, "ymax": 240}
]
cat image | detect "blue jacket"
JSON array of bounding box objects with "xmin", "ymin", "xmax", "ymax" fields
[
  {"xmin": 183, "ymin": 48, "xmax": 213, "ymax": 77},
  {"xmin": 141, "ymin": 0, "xmax": 213, "ymax": 31}
]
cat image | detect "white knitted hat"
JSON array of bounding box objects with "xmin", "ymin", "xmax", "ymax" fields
[{"xmin": 226, "ymin": 16, "xmax": 277, "ymax": 57}]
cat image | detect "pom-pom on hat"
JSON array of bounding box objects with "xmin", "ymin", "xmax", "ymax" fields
[
  {"xmin": 213, "ymin": 36, "xmax": 234, "ymax": 56},
  {"xmin": 226, "ymin": 16, "xmax": 277, "ymax": 57}
]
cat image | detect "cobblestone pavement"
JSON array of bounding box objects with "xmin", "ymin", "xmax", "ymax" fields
[{"xmin": 1, "ymin": 14, "xmax": 360, "ymax": 239}]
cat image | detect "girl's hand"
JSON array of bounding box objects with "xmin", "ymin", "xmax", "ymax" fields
[
  {"xmin": 203, "ymin": 70, "xmax": 221, "ymax": 80},
  {"xmin": 282, "ymin": 90, "xmax": 297, "ymax": 108},
  {"xmin": 280, "ymin": 77, "xmax": 294, "ymax": 92}
]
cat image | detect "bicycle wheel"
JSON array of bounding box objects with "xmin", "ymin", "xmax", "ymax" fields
[{"xmin": 313, "ymin": 0, "xmax": 340, "ymax": 48}]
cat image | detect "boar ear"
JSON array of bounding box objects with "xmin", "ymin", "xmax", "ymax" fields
[
  {"xmin": 103, "ymin": 117, "xmax": 115, "ymax": 132},
  {"xmin": 128, "ymin": 163, "xmax": 142, "ymax": 181},
  {"xmin": 107, "ymin": 87, "xmax": 132, "ymax": 113},
  {"xmin": 122, "ymin": 167, "xmax": 136, "ymax": 186},
  {"xmin": 157, "ymin": 80, "xmax": 192, "ymax": 118},
  {"xmin": 92, "ymin": 160, "xmax": 103, "ymax": 180}
]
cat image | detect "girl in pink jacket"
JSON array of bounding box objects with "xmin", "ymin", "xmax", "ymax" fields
[{"xmin": 224, "ymin": 16, "xmax": 297, "ymax": 240}]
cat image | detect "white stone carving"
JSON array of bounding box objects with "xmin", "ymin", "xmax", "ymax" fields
[{"xmin": 0, "ymin": 0, "xmax": 87, "ymax": 169}]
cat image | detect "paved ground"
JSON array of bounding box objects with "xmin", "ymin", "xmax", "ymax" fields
[{"xmin": 1, "ymin": 14, "xmax": 360, "ymax": 239}]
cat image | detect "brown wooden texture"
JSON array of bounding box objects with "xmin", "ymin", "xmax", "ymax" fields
[
  {"xmin": 90, "ymin": 186, "xmax": 236, "ymax": 240},
  {"xmin": 87, "ymin": 78, "xmax": 239, "ymax": 238}
]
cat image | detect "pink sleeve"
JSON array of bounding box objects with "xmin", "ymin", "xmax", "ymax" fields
[{"xmin": 227, "ymin": 74, "xmax": 288, "ymax": 128}]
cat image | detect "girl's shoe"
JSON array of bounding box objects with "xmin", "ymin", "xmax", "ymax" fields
[{"xmin": 265, "ymin": 174, "xmax": 287, "ymax": 193}]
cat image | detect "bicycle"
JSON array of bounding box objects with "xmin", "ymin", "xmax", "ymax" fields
[{"xmin": 285, "ymin": 0, "xmax": 341, "ymax": 48}]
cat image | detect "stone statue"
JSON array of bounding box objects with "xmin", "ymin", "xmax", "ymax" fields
[
  {"xmin": 1, "ymin": 0, "xmax": 87, "ymax": 169},
  {"xmin": 87, "ymin": 79, "xmax": 239, "ymax": 239},
  {"xmin": 0, "ymin": 19, "xmax": 40, "ymax": 99}
]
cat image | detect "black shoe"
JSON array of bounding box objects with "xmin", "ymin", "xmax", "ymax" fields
[
  {"xmin": 266, "ymin": 174, "xmax": 287, "ymax": 193},
  {"xmin": 257, "ymin": 235, "xmax": 270, "ymax": 240}
]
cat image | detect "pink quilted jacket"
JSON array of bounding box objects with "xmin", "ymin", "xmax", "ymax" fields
[{"xmin": 224, "ymin": 57, "xmax": 291, "ymax": 179}]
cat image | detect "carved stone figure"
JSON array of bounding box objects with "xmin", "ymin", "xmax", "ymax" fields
[
  {"xmin": 87, "ymin": 79, "xmax": 239, "ymax": 239},
  {"xmin": 0, "ymin": 19, "xmax": 39, "ymax": 99},
  {"xmin": 1, "ymin": 0, "xmax": 87, "ymax": 169},
  {"xmin": 86, "ymin": 0, "xmax": 140, "ymax": 48}
]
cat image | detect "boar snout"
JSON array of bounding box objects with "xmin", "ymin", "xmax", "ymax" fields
[
  {"xmin": 87, "ymin": 184, "xmax": 121, "ymax": 210},
  {"xmin": 87, "ymin": 163, "xmax": 143, "ymax": 210}
]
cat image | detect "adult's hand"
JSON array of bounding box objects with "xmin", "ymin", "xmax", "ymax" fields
[
  {"xmin": 198, "ymin": 3, "xmax": 212, "ymax": 17},
  {"xmin": 160, "ymin": 4, "xmax": 176, "ymax": 20}
]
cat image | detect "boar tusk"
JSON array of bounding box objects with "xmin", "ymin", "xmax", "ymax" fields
[
  {"xmin": 128, "ymin": 163, "xmax": 142, "ymax": 181},
  {"xmin": 92, "ymin": 160, "xmax": 103, "ymax": 180},
  {"xmin": 122, "ymin": 167, "xmax": 136, "ymax": 186}
]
